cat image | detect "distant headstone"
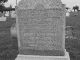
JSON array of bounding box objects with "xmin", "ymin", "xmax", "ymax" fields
[
  {"xmin": 0, "ymin": 16, "xmax": 6, "ymax": 21},
  {"xmin": 16, "ymin": 0, "xmax": 70, "ymax": 60},
  {"xmin": 5, "ymin": 12, "xmax": 9, "ymax": 17},
  {"xmin": 11, "ymin": 11, "xmax": 16, "ymax": 18},
  {"xmin": 10, "ymin": 23, "xmax": 17, "ymax": 38},
  {"xmin": 66, "ymin": 12, "xmax": 70, "ymax": 17}
]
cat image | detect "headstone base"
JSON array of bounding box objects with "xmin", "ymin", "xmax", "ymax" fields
[{"xmin": 15, "ymin": 51, "xmax": 70, "ymax": 60}]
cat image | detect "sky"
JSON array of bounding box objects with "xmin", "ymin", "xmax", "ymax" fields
[{"xmin": 4, "ymin": 0, "xmax": 80, "ymax": 8}]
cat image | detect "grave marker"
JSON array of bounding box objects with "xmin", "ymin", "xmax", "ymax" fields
[{"xmin": 16, "ymin": 0, "xmax": 70, "ymax": 60}]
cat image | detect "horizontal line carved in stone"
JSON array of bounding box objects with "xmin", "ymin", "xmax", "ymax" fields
[{"xmin": 17, "ymin": 9, "xmax": 63, "ymax": 18}]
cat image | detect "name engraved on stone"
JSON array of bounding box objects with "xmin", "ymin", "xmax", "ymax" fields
[
  {"xmin": 18, "ymin": 9, "xmax": 62, "ymax": 50},
  {"xmin": 17, "ymin": 9, "xmax": 62, "ymax": 19}
]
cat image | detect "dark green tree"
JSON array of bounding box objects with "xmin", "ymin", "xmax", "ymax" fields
[
  {"xmin": 0, "ymin": 0, "xmax": 8, "ymax": 2},
  {"xmin": 66, "ymin": 7, "xmax": 70, "ymax": 10},
  {"xmin": 73, "ymin": 5, "xmax": 79, "ymax": 12},
  {"xmin": 0, "ymin": 0, "xmax": 8, "ymax": 12}
]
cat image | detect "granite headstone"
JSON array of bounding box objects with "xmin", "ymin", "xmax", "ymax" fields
[{"xmin": 16, "ymin": 0, "xmax": 66, "ymax": 56}]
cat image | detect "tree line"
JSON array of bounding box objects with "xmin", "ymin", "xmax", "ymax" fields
[
  {"xmin": 0, "ymin": 0, "xmax": 80, "ymax": 12},
  {"xmin": 0, "ymin": 0, "xmax": 15, "ymax": 13},
  {"xmin": 66, "ymin": 5, "xmax": 79, "ymax": 12}
]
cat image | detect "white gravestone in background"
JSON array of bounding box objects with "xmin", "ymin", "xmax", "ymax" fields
[
  {"xmin": 11, "ymin": 11, "xmax": 16, "ymax": 18},
  {"xmin": 0, "ymin": 16, "xmax": 6, "ymax": 21}
]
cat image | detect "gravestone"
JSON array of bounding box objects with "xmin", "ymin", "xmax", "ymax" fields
[
  {"xmin": 16, "ymin": 0, "xmax": 70, "ymax": 60},
  {"xmin": 11, "ymin": 11, "xmax": 16, "ymax": 18},
  {"xmin": 0, "ymin": 16, "xmax": 6, "ymax": 21}
]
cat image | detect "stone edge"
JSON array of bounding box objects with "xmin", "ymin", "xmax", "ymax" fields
[{"xmin": 15, "ymin": 51, "xmax": 70, "ymax": 60}]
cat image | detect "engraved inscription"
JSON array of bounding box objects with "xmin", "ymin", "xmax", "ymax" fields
[{"xmin": 17, "ymin": 9, "xmax": 62, "ymax": 50}]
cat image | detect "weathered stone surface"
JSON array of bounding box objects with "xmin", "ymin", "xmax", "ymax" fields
[
  {"xmin": 15, "ymin": 51, "xmax": 70, "ymax": 60},
  {"xmin": 16, "ymin": 0, "xmax": 66, "ymax": 56},
  {"xmin": 18, "ymin": 0, "xmax": 62, "ymax": 9}
]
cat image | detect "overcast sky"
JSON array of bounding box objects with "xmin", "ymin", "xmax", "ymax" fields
[{"xmin": 5, "ymin": 0, "xmax": 80, "ymax": 8}]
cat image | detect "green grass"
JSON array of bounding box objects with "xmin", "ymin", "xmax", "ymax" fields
[
  {"xmin": 66, "ymin": 39, "xmax": 80, "ymax": 60},
  {"xmin": 66, "ymin": 12, "xmax": 80, "ymax": 60},
  {"xmin": 0, "ymin": 12, "xmax": 80, "ymax": 60},
  {"xmin": 0, "ymin": 17, "xmax": 18, "ymax": 60}
]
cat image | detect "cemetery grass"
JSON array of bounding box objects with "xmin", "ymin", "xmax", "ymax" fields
[
  {"xmin": 0, "ymin": 17, "xmax": 18, "ymax": 60},
  {"xmin": 0, "ymin": 13, "xmax": 80, "ymax": 60},
  {"xmin": 66, "ymin": 12, "xmax": 80, "ymax": 60}
]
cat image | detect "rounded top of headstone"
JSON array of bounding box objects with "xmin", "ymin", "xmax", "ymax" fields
[{"xmin": 18, "ymin": 0, "xmax": 62, "ymax": 9}]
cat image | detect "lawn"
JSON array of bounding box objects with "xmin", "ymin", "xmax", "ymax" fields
[
  {"xmin": 0, "ymin": 17, "xmax": 18, "ymax": 60},
  {"xmin": 66, "ymin": 12, "xmax": 80, "ymax": 60},
  {"xmin": 0, "ymin": 12, "xmax": 80, "ymax": 60}
]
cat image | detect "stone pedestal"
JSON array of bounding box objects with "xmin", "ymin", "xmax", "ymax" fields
[{"xmin": 15, "ymin": 51, "xmax": 70, "ymax": 60}]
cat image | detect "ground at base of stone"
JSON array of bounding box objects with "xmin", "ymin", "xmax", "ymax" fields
[
  {"xmin": 15, "ymin": 51, "xmax": 70, "ymax": 60},
  {"xmin": 19, "ymin": 49, "xmax": 64, "ymax": 56}
]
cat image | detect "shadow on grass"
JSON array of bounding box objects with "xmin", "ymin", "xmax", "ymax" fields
[
  {"xmin": 66, "ymin": 38, "xmax": 80, "ymax": 60},
  {"xmin": 0, "ymin": 17, "xmax": 80, "ymax": 60},
  {"xmin": 0, "ymin": 30, "xmax": 19, "ymax": 60},
  {"xmin": 0, "ymin": 17, "xmax": 18, "ymax": 60}
]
